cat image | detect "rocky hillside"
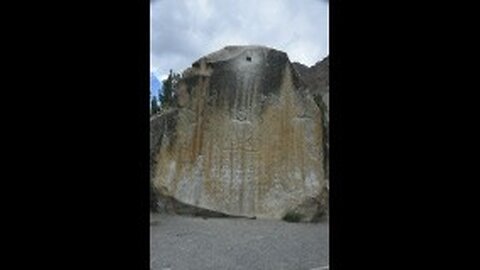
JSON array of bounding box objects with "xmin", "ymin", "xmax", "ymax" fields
[
  {"xmin": 292, "ymin": 56, "xmax": 329, "ymax": 96},
  {"xmin": 150, "ymin": 46, "xmax": 328, "ymax": 221}
]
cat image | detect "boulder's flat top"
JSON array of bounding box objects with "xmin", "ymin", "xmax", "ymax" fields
[
  {"xmin": 196, "ymin": 45, "xmax": 283, "ymax": 63},
  {"xmin": 150, "ymin": 214, "xmax": 329, "ymax": 270}
]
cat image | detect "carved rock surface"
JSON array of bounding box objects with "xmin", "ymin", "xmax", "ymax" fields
[{"xmin": 151, "ymin": 45, "xmax": 326, "ymax": 220}]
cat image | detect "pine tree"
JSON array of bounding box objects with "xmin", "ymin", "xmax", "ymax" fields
[
  {"xmin": 160, "ymin": 69, "xmax": 181, "ymax": 110},
  {"xmin": 151, "ymin": 96, "xmax": 160, "ymax": 115}
]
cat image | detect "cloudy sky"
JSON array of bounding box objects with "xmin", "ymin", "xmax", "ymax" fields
[{"xmin": 151, "ymin": 0, "xmax": 329, "ymax": 80}]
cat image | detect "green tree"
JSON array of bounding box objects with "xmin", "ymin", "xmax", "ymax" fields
[
  {"xmin": 151, "ymin": 95, "xmax": 160, "ymax": 115},
  {"xmin": 160, "ymin": 69, "xmax": 181, "ymax": 110}
]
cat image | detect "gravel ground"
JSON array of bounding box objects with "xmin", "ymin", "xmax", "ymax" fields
[{"xmin": 150, "ymin": 213, "xmax": 329, "ymax": 270}]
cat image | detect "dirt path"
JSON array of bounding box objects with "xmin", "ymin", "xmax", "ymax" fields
[{"xmin": 150, "ymin": 213, "xmax": 329, "ymax": 270}]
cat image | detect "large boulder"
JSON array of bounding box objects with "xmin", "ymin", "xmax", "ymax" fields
[{"xmin": 150, "ymin": 45, "xmax": 327, "ymax": 220}]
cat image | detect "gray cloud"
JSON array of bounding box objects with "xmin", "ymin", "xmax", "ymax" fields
[{"xmin": 151, "ymin": 0, "xmax": 328, "ymax": 77}]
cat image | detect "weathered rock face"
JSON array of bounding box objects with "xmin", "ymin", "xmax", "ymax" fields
[
  {"xmin": 151, "ymin": 46, "xmax": 327, "ymax": 220},
  {"xmin": 293, "ymin": 57, "xmax": 329, "ymax": 181}
]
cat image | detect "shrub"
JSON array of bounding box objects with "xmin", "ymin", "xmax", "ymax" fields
[{"xmin": 282, "ymin": 211, "xmax": 303, "ymax": 222}]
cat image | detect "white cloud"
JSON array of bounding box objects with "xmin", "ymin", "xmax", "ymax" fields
[{"xmin": 151, "ymin": 0, "xmax": 328, "ymax": 75}]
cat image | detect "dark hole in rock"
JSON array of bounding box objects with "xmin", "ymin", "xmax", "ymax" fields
[{"xmin": 246, "ymin": 56, "xmax": 252, "ymax": 61}]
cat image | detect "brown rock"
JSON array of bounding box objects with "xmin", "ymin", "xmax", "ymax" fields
[
  {"xmin": 293, "ymin": 56, "xmax": 329, "ymax": 181},
  {"xmin": 150, "ymin": 45, "xmax": 327, "ymax": 220}
]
